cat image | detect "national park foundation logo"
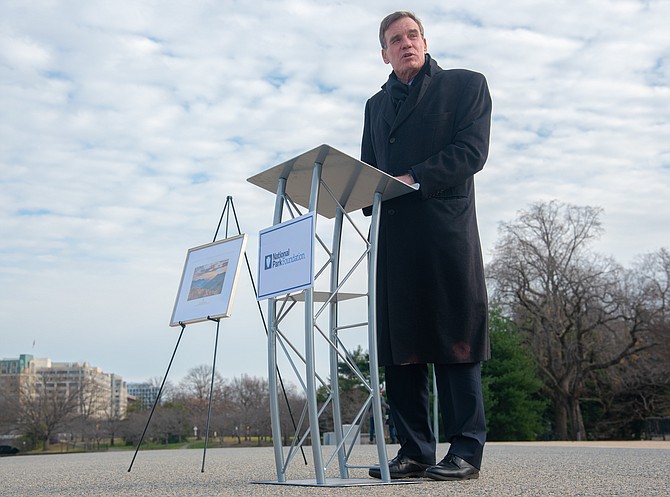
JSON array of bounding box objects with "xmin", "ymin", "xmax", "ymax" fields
[{"xmin": 264, "ymin": 248, "xmax": 306, "ymax": 270}]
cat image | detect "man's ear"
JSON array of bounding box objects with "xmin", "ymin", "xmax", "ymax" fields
[{"xmin": 381, "ymin": 48, "xmax": 390, "ymax": 64}]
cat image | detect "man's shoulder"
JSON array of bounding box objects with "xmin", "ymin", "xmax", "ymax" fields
[
  {"xmin": 433, "ymin": 67, "xmax": 487, "ymax": 84},
  {"xmin": 429, "ymin": 67, "xmax": 489, "ymax": 97},
  {"xmin": 366, "ymin": 87, "xmax": 387, "ymax": 107}
]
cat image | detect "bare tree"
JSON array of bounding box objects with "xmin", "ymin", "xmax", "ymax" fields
[
  {"xmin": 119, "ymin": 410, "xmax": 147, "ymax": 446},
  {"xmin": 177, "ymin": 365, "xmax": 224, "ymax": 403},
  {"xmin": 151, "ymin": 406, "xmax": 191, "ymax": 444},
  {"xmin": 175, "ymin": 365, "xmax": 227, "ymax": 439},
  {"xmin": 228, "ymin": 374, "xmax": 270, "ymax": 443},
  {"xmin": 148, "ymin": 375, "xmax": 175, "ymax": 405},
  {"xmin": 636, "ymin": 247, "xmax": 670, "ymax": 333},
  {"xmin": 277, "ymin": 382, "xmax": 307, "ymax": 447},
  {"xmin": 487, "ymin": 200, "xmax": 650, "ymax": 440},
  {"xmin": 586, "ymin": 248, "xmax": 670, "ymax": 437},
  {"xmin": 17, "ymin": 375, "xmax": 86, "ymax": 450},
  {"xmin": 0, "ymin": 382, "xmax": 18, "ymax": 435},
  {"xmin": 103, "ymin": 406, "xmax": 125, "ymax": 447}
]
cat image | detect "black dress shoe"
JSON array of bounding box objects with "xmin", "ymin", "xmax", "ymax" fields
[
  {"xmin": 369, "ymin": 454, "xmax": 431, "ymax": 479},
  {"xmin": 425, "ymin": 454, "xmax": 480, "ymax": 481}
]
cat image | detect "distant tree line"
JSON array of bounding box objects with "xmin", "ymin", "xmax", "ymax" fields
[
  {"xmin": 0, "ymin": 367, "xmax": 303, "ymax": 451},
  {"xmin": 119, "ymin": 367, "xmax": 305, "ymax": 448},
  {"xmin": 2, "ymin": 200, "xmax": 667, "ymax": 448}
]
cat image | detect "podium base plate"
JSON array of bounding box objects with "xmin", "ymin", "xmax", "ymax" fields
[{"xmin": 252, "ymin": 477, "xmax": 422, "ymax": 487}]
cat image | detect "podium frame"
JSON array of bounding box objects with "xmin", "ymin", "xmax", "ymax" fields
[{"xmin": 248, "ymin": 144, "xmax": 417, "ymax": 486}]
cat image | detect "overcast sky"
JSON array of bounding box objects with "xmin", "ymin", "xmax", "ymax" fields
[{"xmin": 1, "ymin": 0, "xmax": 668, "ymax": 385}]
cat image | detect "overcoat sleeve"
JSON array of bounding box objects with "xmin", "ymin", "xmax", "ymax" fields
[
  {"xmin": 360, "ymin": 97, "xmax": 380, "ymax": 216},
  {"xmin": 361, "ymin": 98, "xmax": 378, "ymax": 168}
]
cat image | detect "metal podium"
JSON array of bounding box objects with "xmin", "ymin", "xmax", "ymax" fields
[{"xmin": 247, "ymin": 144, "xmax": 417, "ymax": 486}]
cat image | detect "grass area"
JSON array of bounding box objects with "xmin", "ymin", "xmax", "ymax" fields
[{"xmin": 20, "ymin": 437, "xmax": 274, "ymax": 455}]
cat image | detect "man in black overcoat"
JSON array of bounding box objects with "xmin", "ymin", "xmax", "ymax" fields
[{"xmin": 363, "ymin": 11, "xmax": 492, "ymax": 481}]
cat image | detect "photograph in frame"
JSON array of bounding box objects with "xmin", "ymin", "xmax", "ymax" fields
[{"xmin": 170, "ymin": 233, "xmax": 248, "ymax": 326}]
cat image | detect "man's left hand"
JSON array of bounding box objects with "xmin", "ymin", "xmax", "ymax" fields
[{"xmin": 395, "ymin": 173, "xmax": 415, "ymax": 185}]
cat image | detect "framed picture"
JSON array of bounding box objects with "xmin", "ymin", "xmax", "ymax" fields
[{"xmin": 170, "ymin": 233, "xmax": 248, "ymax": 326}]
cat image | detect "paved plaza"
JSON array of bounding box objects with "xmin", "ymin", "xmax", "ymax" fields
[{"xmin": 1, "ymin": 441, "xmax": 668, "ymax": 496}]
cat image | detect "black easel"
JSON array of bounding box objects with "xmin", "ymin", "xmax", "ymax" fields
[
  {"xmin": 127, "ymin": 323, "xmax": 185, "ymax": 472},
  {"xmin": 198, "ymin": 315, "xmax": 220, "ymax": 471},
  {"xmin": 128, "ymin": 196, "xmax": 306, "ymax": 472}
]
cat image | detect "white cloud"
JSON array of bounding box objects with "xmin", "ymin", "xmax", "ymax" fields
[{"xmin": 1, "ymin": 0, "xmax": 668, "ymax": 383}]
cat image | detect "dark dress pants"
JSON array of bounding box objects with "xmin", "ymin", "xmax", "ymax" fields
[{"xmin": 384, "ymin": 362, "xmax": 486, "ymax": 469}]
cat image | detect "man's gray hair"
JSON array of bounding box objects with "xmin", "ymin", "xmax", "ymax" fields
[{"xmin": 379, "ymin": 11, "xmax": 425, "ymax": 49}]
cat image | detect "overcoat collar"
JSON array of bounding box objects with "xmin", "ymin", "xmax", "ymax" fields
[{"xmin": 381, "ymin": 55, "xmax": 442, "ymax": 133}]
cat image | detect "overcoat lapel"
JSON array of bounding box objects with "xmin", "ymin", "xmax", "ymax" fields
[
  {"xmin": 381, "ymin": 92, "xmax": 396, "ymax": 128},
  {"xmin": 387, "ymin": 70, "xmax": 433, "ymax": 134}
]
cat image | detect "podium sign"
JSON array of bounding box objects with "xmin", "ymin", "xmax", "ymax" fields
[{"xmin": 257, "ymin": 212, "xmax": 315, "ymax": 300}]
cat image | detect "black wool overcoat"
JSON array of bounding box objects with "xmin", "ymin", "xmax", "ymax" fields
[{"xmin": 361, "ymin": 57, "xmax": 492, "ymax": 366}]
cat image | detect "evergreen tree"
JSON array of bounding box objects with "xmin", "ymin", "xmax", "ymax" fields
[{"xmin": 483, "ymin": 307, "xmax": 548, "ymax": 440}]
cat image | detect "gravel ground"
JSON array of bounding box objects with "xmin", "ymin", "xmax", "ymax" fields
[{"xmin": 0, "ymin": 441, "xmax": 668, "ymax": 496}]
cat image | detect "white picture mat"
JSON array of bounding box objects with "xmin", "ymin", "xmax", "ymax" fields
[
  {"xmin": 170, "ymin": 233, "xmax": 248, "ymax": 326},
  {"xmin": 257, "ymin": 212, "xmax": 315, "ymax": 300}
]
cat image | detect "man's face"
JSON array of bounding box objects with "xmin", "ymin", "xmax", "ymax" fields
[{"xmin": 381, "ymin": 17, "xmax": 427, "ymax": 84}]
